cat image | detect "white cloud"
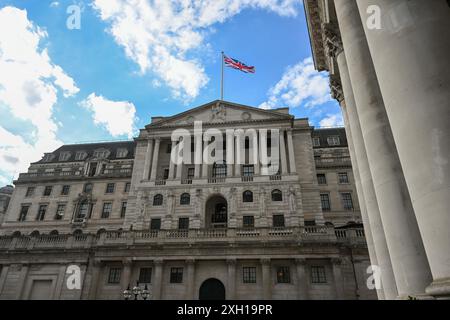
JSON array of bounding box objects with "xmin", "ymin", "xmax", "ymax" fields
[
  {"xmin": 91, "ymin": 0, "xmax": 301, "ymax": 101},
  {"xmin": 0, "ymin": 6, "xmax": 79, "ymax": 183},
  {"xmin": 80, "ymin": 93, "xmax": 137, "ymax": 138},
  {"xmin": 50, "ymin": 2, "xmax": 60, "ymax": 7},
  {"xmin": 319, "ymin": 113, "xmax": 343, "ymax": 128},
  {"xmin": 259, "ymin": 57, "xmax": 331, "ymax": 110}
]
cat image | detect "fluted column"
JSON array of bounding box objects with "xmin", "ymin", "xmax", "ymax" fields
[
  {"xmin": 169, "ymin": 139, "xmax": 176, "ymax": 180},
  {"xmin": 295, "ymin": 258, "xmax": 309, "ymax": 300},
  {"xmin": 149, "ymin": 138, "xmax": 161, "ymax": 181},
  {"xmin": 335, "ymin": 49, "xmax": 397, "ymax": 299},
  {"xmin": 334, "ymin": 0, "xmax": 432, "ymax": 297},
  {"xmin": 226, "ymin": 133, "xmax": 234, "ymax": 177},
  {"xmin": 227, "ymin": 259, "xmax": 236, "ymax": 300},
  {"xmin": 153, "ymin": 260, "xmax": 163, "ymax": 300},
  {"xmin": 286, "ymin": 129, "xmax": 297, "ymax": 174},
  {"xmin": 279, "ymin": 130, "xmax": 288, "ymax": 175},
  {"xmin": 331, "ymin": 258, "xmax": 345, "ymax": 299},
  {"xmin": 261, "ymin": 258, "xmax": 272, "ymax": 300},
  {"xmin": 88, "ymin": 260, "xmax": 102, "ymax": 300},
  {"xmin": 185, "ymin": 259, "xmax": 195, "ymax": 299},
  {"xmin": 356, "ymin": 0, "xmax": 450, "ymax": 297},
  {"xmin": 121, "ymin": 259, "xmax": 132, "ymax": 294},
  {"xmin": 142, "ymin": 138, "xmax": 154, "ymax": 180}
]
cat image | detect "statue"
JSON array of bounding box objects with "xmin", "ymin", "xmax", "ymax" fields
[
  {"xmin": 288, "ymin": 186, "xmax": 297, "ymax": 214},
  {"xmin": 211, "ymin": 103, "xmax": 227, "ymax": 122}
]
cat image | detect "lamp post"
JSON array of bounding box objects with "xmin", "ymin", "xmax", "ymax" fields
[{"xmin": 123, "ymin": 281, "xmax": 150, "ymax": 300}]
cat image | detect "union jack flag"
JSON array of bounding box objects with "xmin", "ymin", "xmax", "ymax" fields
[{"xmin": 224, "ymin": 55, "xmax": 255, "ymax": 74}]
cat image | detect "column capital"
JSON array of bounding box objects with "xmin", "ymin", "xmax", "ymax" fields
[
  {"xmin": 153, "ymin": 259, "xmax": 164, "ymax": 266},
  {"xmin": 331, "ymin": 258, "xmax": 342, "ymax": 265},
  {"xmin": 322, "ymin": 22, "xmax": 343, "ymax": 58},
  {"xmin": 295, "ymin": 258, "xmax": 307, "ymax": 265},
  {"xmin": 226, "ymin": 259, "xmax": 237, "ymax": 266},
  {"xmin": 260, "ymin": 258, "xmax": 271, "ymax": 266},
  {"xmin": 186, "ymin": 259, "xmax": 196, "ymax": 265},
  {"xmin": 330, "ymin": 78, "xmax": 344, "ymax": 103},
  {"xmin": 122, "ymin": 258, "xmax": 133, "ymax": 266}
]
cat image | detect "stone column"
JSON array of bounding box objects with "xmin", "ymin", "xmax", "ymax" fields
[
  {"xmin": 194, "ymin": 136, "xmax": 202, "ymax": 179},
  {"xmin": 331, "ymin": 258, "xmax": 345, "ymax": 299},
  {"xmin": 16, "ymin": 264, "xmax": 29, "ymax": 299},
  {"xmin": 286, "ymin": 129, "xmax": 297, "ymax": 174},
  {"xmin": 254, "ymin": 130, "xmax": 260, "ymax": 175},
  {"xmin": 202, "ymin": 137, "xmax": 208, "ymax": 178},
  {"xmin": 88, "ymin": 260, "xmax": 102, "ymax": 300},
  {"xmin": 226, "ymin": 133, "xmax": 234, "ymax": 177},
  {"xmin": 279, "ymin": 130, "xmax": 288, "ymax": 175},
  {"xmin": 356, "ymin": 0, "xmax": 450, "ymax": 297},
  {"xmin": 121, "ymin": 259, "xmax": 132, "ymax": 294},
  {"xmin": 335, "ymin": 51, "xmax": 397, "ymax": 299},
  {"xmin": 169, "ymin": 139, "xmax": 176, "ymax": 180},
  {"xmin": 227, "ymin": 259, "xmax": 236, "ymax": 300},
  {"xmin": 0, "ymin": 265, "xmax": 9, "ymax": 296},
  {"xmin": 261, "ymin": 258, "xmax": 272, "ymax": 300},
  {"xmin": 153, "ymin": 260, "xmax": 163, "ymax": 300},
  {"xmin": 142, "ymin": 139, "xmax": 154, "ymax": 181},
  {"xmin": 334, "ymin": 0, "xmax": 432, "ymax": 297},
  {"xmin": 295, "ymin": 258, "xmax": 309, "ymax": 300},
  {"xmin": 149, "ymin": 138, "xmax": 161, "ymax": 181},
  {"xmin": 185, "ymin": 259, "xmax": 195, "ymax": 300}
]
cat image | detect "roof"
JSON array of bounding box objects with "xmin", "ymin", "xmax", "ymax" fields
[
  {"xmin": 34, "ymin": 141, "xmax": 136, "ymax": 164},
  {"xmin": 312, "ymin": 127, "xmax": 348, "ymax": 148},
  {"xmin": 0, "ymin": 185, "xmax": 13, "ymax": 195}
]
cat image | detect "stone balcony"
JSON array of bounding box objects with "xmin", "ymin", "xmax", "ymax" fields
[
  {"xmin": 16, "ymin": 168, "xmax": 133, "ymax": 183},
  {"xmin": 314, "ymin": 157, "xmax": 352, "ymax": 168},
  {"xmin": 0, "ymin": 227, "xmax": 366, "ymax": 252}
]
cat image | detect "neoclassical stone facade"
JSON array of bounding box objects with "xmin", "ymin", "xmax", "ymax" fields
[
  {"xmin": 0, "ymin": 186, "xmax": 13, "ymax": 225},
  {"xmin": 0, "ymin": 100, "xmax": 375, "ymax": 300},
  {"xmin": 304, "ymin": 0, "xmax": 450, "ymax": 299}
]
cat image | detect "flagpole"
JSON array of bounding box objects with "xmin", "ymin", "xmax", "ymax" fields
[{"xmin": 221, "ymin": 51, "xmax": 224, "ymax": 101}]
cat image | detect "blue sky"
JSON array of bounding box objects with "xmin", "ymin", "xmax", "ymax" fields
[{"xmin": 0, "ymin": 0, "xmax": 342, "ymax": 185}]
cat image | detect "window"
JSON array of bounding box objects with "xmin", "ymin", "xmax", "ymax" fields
[
  {"xmin": 338, "ymin": 172, "xmax": 349, "ymax": 184},
  {"xmin": 75, "ymin": 151, "xmax": 87, "ymax": 161},
  {"xmin": 320, "ymin": 194, "xmax": 331, "ymax": 211},
  {"xmin": 327, "ymin": 136, "xmax": 340, "ymax": 146},
  {"xmin": 271, "ymin": 189, "xmax": 282, "ymax": 201},
  {"xmin": 317, "ymin": 174, "xmax": 327, "ymax": 185},
  {"xmin": 120, "ymin": 202, "xmax": 127, "ymax": 218},
  {"xmin": 150, "ymin": 218, "xmax": 161, "ymax": 230},
  {"xmin": 312, "ymin": 137, "xmax": 320, "ymax": 147},
  {"xmin": 101, "ymin": 202, "xmax": 113, "ymax": 218},
  {"xmin": 341, "ymin": 193, "xmax": 354, "ymax": 210},
  {"xmin": 105, "ymin": 183, "xmax": 115, "ymax": 194},
  {"xmin": 311, "ymin": 266, "xmax": 327, "ymax": 283},
  {"xmin": 242, "ymin": 165, "xmax": 254, "ymax": 177},
  {"xmin": 243, "ymin": 190, "xmax": 253, "ymax": 203},
  {"xmin": 94, "ymin": 149, "xmax": 110, "ymax": 159},
  {"xmin": 166, "ymin": 143, "xmax": 172, "ymax": 153},
  {"xmin": 180, "ymin": 193, "xmax": 190, "ymax": 205},
  {"xmin": 25, "ymin": 187, "xmax": 35, "ymax": 197},
  {"xmin": 212, "ymin": 161, "xmax": 227, "ymax": 178},
  {"xmin": 55, "ymin": 204, "xmax": 66, "ymax": 220},
  {"xmin": 19, "ymin": 205, "xmax": 30, "ymax": 222},
  {"xmin": 76, "ymin": 201, "xmax": 90, "ymax": 220},
  {"xmin": 187, "ymin": 168, "xmax": 195, "ymax": 180},
  {"xmin": 59, "ymin": 152, "xmax": 71, "ymax": 161},
  {"xmin": 153, "ymin": 194, "xmax": 163, "ymax": 206},
  {"xmin": 277, "ymin": 266, "xmax": 291, "ymax": 283},
  {"xmin": 305, "ymin": 220, "xmax": 316, "ymax": 226},
  {"xmin": 108, "ymin": 267, "xmax": 122, "ymax": 284},
  {"xmin": 273, "ymin": 214, "xmax": 285, "ymax": 228},
  {"xmin": 178, "ymin": 217, "xmax": 189, "ymax": 230},
  {"xmin": 163, "ymin": 169, "xmax": 170, "ymax": 180},
  {"xmin": 43, "ymin": 186, "xmax": 53, "ymax": 196},
  {"xmin": 88, "ymin": 162, "xmax": 97, "ymax": 177},
  {"xmin": 83, "ymin": 183, "xmax": 93, "ymax": 193},
  {"xmin": 116, "ymin": 148, "xmax": 128, "ymax": 158},
  {"xmin": 61, "ymin": 185, "xmax": 70, "ymax": 196},
  {"xmin": 124, "ymin": 182, "xmax": 131, "ymax": 193},
  {"xmin": 170, "ymin": 267, "xmax": 183, "ymax": 283},
  {"xmin": 139, "ymin": 268, "xmax": 152, "ymax": 284},
  {"xmin": 243, "ymin": 267, "xmax": 256, "ymax": 283},
  {"xmin": 36, "ymin": 205, "xmax": 47, "ymax": 221},
  {"xmin": 243, "ymin": 216, "xmax": 255, "ymax": 228},
  {"xmin": 42, "ymin": 153, "xmax": 55, "ymax": 162}
]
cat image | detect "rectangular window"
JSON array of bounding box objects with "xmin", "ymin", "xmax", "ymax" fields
[
  {"xmin": 59, "ymin": 152, "xmax": 71, "ymax": 161},
  {"xmin": 311, "ymin": 266, "xmax": 327, "ymax": 283},
  {"xmin": 124, "ymin": 182, "xmax": 131, "ymax": 193},
  {"xmin": 312, "ymin": 137, "xmax": 320, "ymax": 147},
  {"xmin": 108, "ymin": 267, "xmax": 122, "ymax": 284},
  {"xmin": 166, "ymin": 143, "xmax": 172, "ymax": 153},
  {"xmin": 338, "ymin": 172, "xmax": 349, "ymax": 184},
  {"xmin": 150, "ymin": 218, "xmax": 161, "ymax": 231},
  {"xmin": 61, "ymin": 185, "xmax": 70, "ymax": 196},
  {"xmin": 120, "ymin": 202, "xmax": 127, "ymax": 218},
  {"xmin": 305, "ymin": 220, "xmax": 316, "ymax": 226},
  {"xmin": 243, "ymin": 267, "xmax": 257, "ymax": 284},
  {"xmin": 277, "ymin": 266, "xmax": 291, "ymax": 283},
  {"xmin": 138, "ymin": 268, "xmax": 152, "ymax": 284},
  {"xmin": 19, "ymin": 205, "xmax": 30, "ymax": 222},
  {"xmin": 242, "ymin": 165, "xmax": 255, "ymax": 177},
  {"xmin": 25, "ymin": 187, "xmax": 35, "ymax": 197},
  {"xmin": 43, "ymin": 186, "xmax": 53, "ymax": 196},
  {"xmin": 163, "ymin": 169, "xmax": 170, "ymax": 180},
  {"xmin": 55, "ymin": 204, "xmax": 66, "ymax": 220},
  {"xmin": 320, "ymin": 194, "xmax": 331, "ymax": 211},
  {"xmin": 243, "ymin": 216, "xmax": 255, "ymax": 228},
  {"xmin": 317, "ymin": 174, "xmax": 327, "ymax": 185},
  {"xmin": 36, "ymin": 205, "xmax": 47, "ymax": 221},
  {"xmin": 187, "ymin": 168, "xmax": 195, "ymax": 180},
  {"xmin": 327, "ymin": 136, "xmax": 340, "ymax": 146},
  {"xmin": 178, "ymin": 217, "xmax": 189, "ymax": 230},
  {"xmin": 101, "ymin": 202, "xmax": 113, "ymax": 218},
  {"xmin": 170, "ymin": 267, "xmax": 183, "ymax": 283},
  {"xmin": 105, "ymin": 183, "xmax": 115, "ymax": 194},
  {"xmin": 341, "ymin": 193, "xmax": 354, "ymax": 210},
  {"xmin": 75, "ymin": 151, "xmax": 86, "ymax": 161},
  {"xmin": 273, "ymin": 214, "xmax": 285, "ymax": 228}
]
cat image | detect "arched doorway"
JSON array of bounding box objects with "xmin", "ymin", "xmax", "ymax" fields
[
  {"xmin": 199, "ymin": 278, "xmax": 226, "ymax": 300},
  {"xmin": 205, "ymin": 195, "xmax": 228, "ymax": 228}
]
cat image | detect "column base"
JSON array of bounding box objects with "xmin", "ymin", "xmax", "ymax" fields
[{"xmin": 425, "ymin": 278, "xmax": 450, "ymax": 299}]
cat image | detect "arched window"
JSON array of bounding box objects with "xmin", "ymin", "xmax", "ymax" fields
[
  {"xmin": 97, "ymin": 228, "xmax": 106, "ymax": 235},
  {"xmin": 212, "ymin": 161, "xmax": 227, "ymax": 178},
  {"xmin": 83, "ymin": 183, "xmax": 93, "ymax": 193},
  {"xmin": 12, "ymin": 231, "xmax": 21, "ymax": 237},
  {"xmin": 30, "ymin": 230, "xmax": 40, "ymax": 237},
  {"xmin": 49, "ymin": 230, "xmax": 59, "ymax": 236},
  {"xmin": 73, "ymin": 229, "xmax": 83, "ymax": 235},
  {"xmin": 243, "ymin": 190, "xmax": 253, "ymax": 202},
  {"xmin": 180, "ymin": 193, "xmax": 190, "ymax": 205},
  {"xmin": 271, "ymin": 189, "xmax": 283, "ymax": 201},
  {"xmin": 153, "ymin": 194, "xmax": 163, "ymax": 206}
]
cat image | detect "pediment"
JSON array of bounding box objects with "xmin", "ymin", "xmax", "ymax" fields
[{"xmin": 147, "ymin": 100, "xmax": 292, "ymax": 128}]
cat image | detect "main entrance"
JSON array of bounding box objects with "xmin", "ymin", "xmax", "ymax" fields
[
  {"xmin": 205, "ymin": 195, "xmax": 228, "ymax": 228},
  {"xmin": 199, "ymin": 278, "xmax": 226, "ymax": 300}
]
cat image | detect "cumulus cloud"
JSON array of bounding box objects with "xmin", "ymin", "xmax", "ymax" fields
[
  {"xmin": 0, "ymin": 6, "xmax": 79, "ymax": 183},
  {"xmin": 80, "ymin": 93, "xmax": 137, "ymax": 138},
  {"xmin": 319, "ymin": 113, "xmax": 343, "ymax": 128},
  {"xmin": 259, "ymin": 57, "xmax": 331, "ymax": 110},
  {"xmin": 91, "ymin": 0, "xmax": 301, "ymax": 101}
]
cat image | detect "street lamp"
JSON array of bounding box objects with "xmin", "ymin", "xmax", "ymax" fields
[
  {"xmin": 123, "ymin": 284, "xmax": 132, "ymax": 300},
  {"xmin": 123, "ymin": 281, "xmax": 151, "ymax": 300}
]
